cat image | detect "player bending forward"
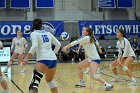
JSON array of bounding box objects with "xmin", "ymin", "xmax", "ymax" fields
[{"xmin": 62, "ymin": 26, "xmax": 113, "ymax": 91}]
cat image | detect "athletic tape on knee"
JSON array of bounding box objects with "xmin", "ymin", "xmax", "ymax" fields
[
  {"xmin": 0, "ymin": 76, "xmax": 5, "ymax": 82},
  {"xmin": 93, "ymin": 74, "xmax": 100, "ymax": 80},
  {"xmin": 29, "ymin": 70, "xmax": 43, "ymax": 91},
  {"xmin": 122, "ymin": 66, "xmax": 128, "ymax": 71},
  {"xmin": 48, "ymin": 80, "xmax": 57, "ymax": 89}
]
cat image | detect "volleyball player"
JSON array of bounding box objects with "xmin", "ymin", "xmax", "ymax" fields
[
  {"xmin": 23, "ymin": 18, "xmax": 61, "ymax": 93},
  {"xmin": 76, "ymin": 35, "xmax": 102, "ymax": 74},
  {"xmin": 0, "ymin": 41, "xmax": 10, "ymax": 93},
  {"xmin": 3, "ymin": 30, "xmax": 27, "ymax": 73},
  {"xmin": 110, "ymin": 29, "xmax": 137, "ymax": 86},
  {"xmin": 62, "ymin": 26, "xmax": 113, "ymax": 91}
]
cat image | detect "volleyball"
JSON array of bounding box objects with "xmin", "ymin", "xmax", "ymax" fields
[{"xmin": 61, "ymin": 32, "xmax": 69, "ymax": 40}]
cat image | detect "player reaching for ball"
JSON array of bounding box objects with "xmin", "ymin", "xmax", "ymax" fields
[
  {"xmin": 110, "ymin": 29, "xmax": 137, "ymax": 86},
  {"xmin": 0, "ymin": 41, "xmax": 10, "ymax": 93},
  {"xmin": 23, "ymin": 18, "xmax": 61, "ymax": 93},
  {"xmin": 76, "ymin": 35, "xmax": 102, "ymax": 74},
  {"xmin": 3, "ymin": 30, "xmax": 27, "ymax": 73},
  {"xmin": 62, "ymin": 26, "xmax": 113, "ymax": 91}
]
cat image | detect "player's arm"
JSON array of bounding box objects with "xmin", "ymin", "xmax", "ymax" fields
[
  {"xmin": 24, "ymin": 38, "xmax": 28, "ymax": 48},
  {"xmin": 0, "ymin": 41, "xmax": 3, "ymax": 49},
  {"xmin": 50, "ymin": 33, "xmax": 61, "ymax": 53},
  {"xmin": 23, "ymin": 38, "xmax": 28, "ymax": 53},
  {"xmin": 121, "ymin": 40, "xmax": 130, "ymax": 62},
  {"xmin": 11, "ymin": 38, "xmax": 15, "ymax": 52},
  {"xmin": 62, "ymin": 36, "xmax": 89, "ymax": 52},
  {"xmin": 95, "ymin": 40, "xmax": 102, "ymax": 54},
  {"xmin": 117, "ymin": 42, "xmax": 122, "ymax": 62},
  {"xmin": 76, "ymin": 44, "xmax": 83, "ymax": 54},
  {"xmin": 24, "ymin": 33, "xmax": 38, "ymax": 65}
]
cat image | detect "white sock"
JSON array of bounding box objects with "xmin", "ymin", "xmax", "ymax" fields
[
  {"xmin": 80, "ymin": 79, "xmax": 84, "ymax": 83},
  {"xmin": 104, "ymin": 82, "xmax": 109, "ymax": 86},
  {"xmin": 86, "ymin": 68, "xmax": 90, "ymax": 72},
  {"xmin": 131, "ymin": 77, "xmax": 136, "ymax": 81}
]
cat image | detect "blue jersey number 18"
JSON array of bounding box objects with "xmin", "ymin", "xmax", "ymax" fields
[{"xmin": 42, "ymin": 35, "xmax": 49, "ymax": 43}]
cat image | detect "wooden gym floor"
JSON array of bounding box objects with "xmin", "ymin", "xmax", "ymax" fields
[{"xmin": 0, "ymin": 61, "xmax": 140, "ymax": 93}]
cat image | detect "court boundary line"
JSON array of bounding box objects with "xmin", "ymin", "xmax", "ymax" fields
[{"xmin": 3, "ymin": 74, "xmax": 24, "ymax": 93}]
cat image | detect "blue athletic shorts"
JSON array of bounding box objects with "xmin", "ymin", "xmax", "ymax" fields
[
  {"xmin": 37, "ymin": 60, "xmax": 57, "ymax": 69},
  {"xmin": 88, "ymin": 59, "xmax": 101, "ymax": 64}
]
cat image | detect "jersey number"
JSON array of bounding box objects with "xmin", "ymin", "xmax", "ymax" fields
[{"xmin": 42, "ymin": 35, "xmax": 49, "ymax": 43}]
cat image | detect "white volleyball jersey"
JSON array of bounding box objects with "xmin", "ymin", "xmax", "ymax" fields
[
  {"xmin": 70, "ymin": 36, "xmax": 100, "ymax": 60},
  {"xmin": 11, "ymin": 37, "xmax": 27, "ymax": 54},
  {"xmin": 117, "ymin": 37, "xmax": 136, "ymax": 58},
  {"xmin": 29, "ymin": 30, "xmax": 61, "ymax": 61}
]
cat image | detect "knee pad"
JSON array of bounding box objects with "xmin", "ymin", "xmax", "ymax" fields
[
  {"xmin": 0, "ymin": 76, "xmax": 5, "ymax": 83},
  {"xmin": 93, "ymin": 74, "xmax": 100, "ymax": 80},
  {"xmin": 110, "ymin": 64, "xmax": 115, "ymax": 69},
  {"xmin": 29, "ymin": 69, "xmax": 44, "ymax": 92},
  {"xmin": 122, "ymin": 66, "xmax": 128, "ymax": 71},
  {"xmin": 48, "ymin": 80, "xmax": 57, "ymax": 89}
]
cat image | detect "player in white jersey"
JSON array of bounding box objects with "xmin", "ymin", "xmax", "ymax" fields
[
  {"xmin": 4, "ymin": 30, "xmax": 27, "ymax": 73},
  {"xmin": 23, "ymin": 18, "xmax": 61, "ymax": 93},
  {"xmin": 76, "ymin": 35, "xmax": 102, "ymax": 74},
  {"xmin": 0, "ymin": 41, "xmax": 10, "ymax": 93},
  {"xmin": 62, "ymin": 26, "xmax": 113, "ymax": 91},
  {"xmin": 110, "ymin": 29, "xmax": 137, "ymax": 86}
]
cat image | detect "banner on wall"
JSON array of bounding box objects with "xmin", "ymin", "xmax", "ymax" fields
[
  {"xmin": 0, "ymin": 47, "xmax": 10, "ymax": 62},
  {"xmin": 0, "ymin": 0, "xmax": 6, "ymax": 8},
  {"xmin": 98, "ymin": 0, "xmax": 116, "ymax": 8},
  {"xmin": 0, "ymin": 21, "xmax": 64, "ymax": 38},
  {"xmin": 35, "ymin": 0, "xmax": 55, "ymax": 8},
  {"xmin": 10, "ymin": 0, "xmax": 30, "ymax": 8},
  {"xmin": 78, "ymin": 21, "xmax": 140, "ymax": 36}
]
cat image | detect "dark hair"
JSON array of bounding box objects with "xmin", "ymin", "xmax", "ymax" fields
[
  {"xmin": 117, "ymin": 29, "xmax": 127, "ymax": 38},
  {"xmin": 27, "ymin": 18, "xmax": 42, "ymax": 32},
  {"xmin": 33, "ymin": 18, "xmax": 42, "ymax": 30},
  {"xmin": 84, "ymin": 26, "xmax": 94, "ymax": 43}
]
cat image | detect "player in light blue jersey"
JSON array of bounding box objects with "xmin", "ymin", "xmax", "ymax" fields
[{"xmin": 110, "ymin": 29, "xmax": 137, "ymax": 86}]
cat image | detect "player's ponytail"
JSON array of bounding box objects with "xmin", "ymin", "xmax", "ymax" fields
[
  {"xmin": 25, "ymin": 18, "xmax": 42, "ymax": 33},
  {"xmin": 85, "ymin": 26, "xmax": 94, "ymax": 43},
  {"xmin": 118, "ymin": 29, "xmax": 127, "ymax": 38}
]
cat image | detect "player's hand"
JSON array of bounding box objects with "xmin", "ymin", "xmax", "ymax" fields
[
  {"xmin": 117, "ymin": 60, "xmax": 122, "ymax": 66},
  {"xmin": 0, "ymin": 46, "xmax": 3, "ymax": 49},
  {"xmin": 23, "ymin": 59, "xmax": 29, "ymax": 66},
  {"xmin": 98, "ymin": 49, "xmax": 102, "ymax": 54},
  {"xmin": 62, "ymin": 46, "xmax": 68, "ymax": 53},
  {"xmin": 76, "ymin": 50, "xmax": 79, "ymax": 54}
]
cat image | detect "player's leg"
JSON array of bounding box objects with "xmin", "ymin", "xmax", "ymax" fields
[
  {"xmin": 45, "ymin": 68, "xmax": 58, "ymax": 93},
  {"xmin": 110, "ymin": 59, "xmax": 120, "ymax": 82},
  {"xmin": 75, "ymin": 59, "xmax": 90, "ymax": 87},
  {"xmin": 89, "ymin": 61, "xmax": 113, "ymax": 91},
  {"xmin": 121, "ymin": 57, "xmax": 137, "ymax": 86},
  {"xmin": 4, "ymin": 52, "xmax": 17, "ymax": 72},
  {"xmin": 18, "ymin": 54, "xmax": 25, "ymax": 72},
  {"xmin": 29, "ymin": 62, "xmax": 45, "ymax": 93},
  {"xmin": 0, "ymin": 67, "xmax": 10, "ymax": 93},
  {"xmin": 83, "ymin": 68, "xmax": 90, "ymax": 74}
]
